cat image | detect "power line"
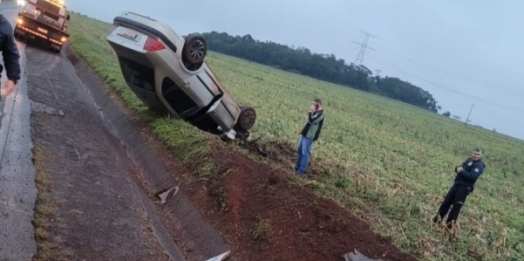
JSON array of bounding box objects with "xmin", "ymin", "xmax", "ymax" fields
[
  {"xmin": 353, "ymin": 30, "xmax": 376, "ymax": 65},
  {"xmin": 465, "ymin": 104, "xmax": 474, "ymax": 125},
  {"xmin": 290, "ymin": 34, "xmax": 522, "ymax": 114},
  {"xmin": 371, "ymin": 42, "xmax": 523, "ymax": 96},
  {"xmin": 366, "ymin": 55, "xmax": 524, "ymax": 113},
  {"xmin": 312, "ymin": 34, "xmax": 521, "ymax": 98}
]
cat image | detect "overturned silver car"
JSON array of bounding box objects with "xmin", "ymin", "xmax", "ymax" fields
[{"xmin": 106, "ymin": 11, "xmax": 256, "ymax": 140}]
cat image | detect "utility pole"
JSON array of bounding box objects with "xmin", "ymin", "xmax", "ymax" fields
[
  {"xmin": 465, "ymin": 104, "xmax": 474, "ymax": 125},
  {"xmin": 353, "ymin": 30, "xmax": 376, "ymax": 65}
]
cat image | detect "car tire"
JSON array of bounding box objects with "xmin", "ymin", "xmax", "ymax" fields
[
  {"xmin": 237, "ymin": 106, "xmax": 256, "ymax": 131},
  {"xmin": 182, "ymin": 33, "xmax": 207, "ymax": 69}
]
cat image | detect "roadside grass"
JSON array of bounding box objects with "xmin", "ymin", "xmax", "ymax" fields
[
  {"xmin": 32, "ymin": 141, "xmax": 72, "ymax": 261},
  {"xmin": 66, "ymin": 12, "xmax": 524, "ymax": 261},
  {"xmin": 251, "ymin": 216, "xmax": 271, "ymax": 241}
]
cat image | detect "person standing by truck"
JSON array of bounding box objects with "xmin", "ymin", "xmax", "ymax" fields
[{"xmin": 0, "ymin": 14, "xmax": 21, "ymax": 98}]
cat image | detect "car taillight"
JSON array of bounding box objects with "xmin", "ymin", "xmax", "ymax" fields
[{"xmin": 144, "ymin": 37, "xmax": 165, "ymax": 52}]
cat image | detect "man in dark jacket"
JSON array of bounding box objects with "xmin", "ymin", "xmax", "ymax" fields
[
  {"xmin": 0, "ymin": 14, "xmax": 21, "ymax": 98},
  {"xmin": 433, "ymin": 148, "xmax": 486, "ymax": 229},
  {"xmin": 295, "ymin": 98, "xmax": 325, "ymax": 176}
]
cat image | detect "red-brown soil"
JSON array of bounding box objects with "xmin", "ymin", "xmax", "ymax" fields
[
  {"xmin": 92, "ymin": 83, "xmax": 421, "ymax": 260},
  {"xmin": 178, "ymin": 139, "xmax": 420, "ymax": 261}
]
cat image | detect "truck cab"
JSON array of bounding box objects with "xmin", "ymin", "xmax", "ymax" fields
[{"xmin": 14, "ymin": 0, "xmax": 71, "ymax": 52}]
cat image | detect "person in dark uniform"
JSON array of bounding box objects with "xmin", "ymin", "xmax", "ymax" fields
[
  {"xmin": 0, "ymin": 13, "xmax": 21, "ymax": 98},
  {"xmin": 433, "ymin": 148, "xmax": 486, "ymax": 229}
]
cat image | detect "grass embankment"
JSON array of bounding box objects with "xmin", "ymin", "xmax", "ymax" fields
[{"xmin": 66, "ymin": 12, "xmax": 524, "ymax": 261}]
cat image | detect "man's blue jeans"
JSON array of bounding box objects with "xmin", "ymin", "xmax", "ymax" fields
[{"xmin": 295, "ymin": 136, "xmax": 314, "ymax": 175}]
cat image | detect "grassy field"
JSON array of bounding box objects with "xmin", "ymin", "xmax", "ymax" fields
[{"xmin": 66, "ymin": 12, "xmax": 524, "ymax": 261}]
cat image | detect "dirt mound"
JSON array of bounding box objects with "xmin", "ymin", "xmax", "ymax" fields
[
  {"xmin": 242, "ymin": 139, "xmax": 345, "ymax": 178},
  {"xmin": 245, "ymin": 139, "xmax": 296, "ymax": 162},
  {"xmin": 183, "ymin": 140, "xmax": 419, "ymax": 261}
]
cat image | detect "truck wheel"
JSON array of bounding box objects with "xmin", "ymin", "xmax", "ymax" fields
[
  {"xmin": 237, "ymin": 106, "xmax": 256, "ymax": 131},
  {"xmin": 182, "ymin": 33, "xmax": 207, "ymax": 67},
  {"xmin": 14, "ymin": 30, "xmax": 21, "ymax": 39},
  {"xmin": 50, "ymin": 45, "xmax": 61, "ymax": 53}
]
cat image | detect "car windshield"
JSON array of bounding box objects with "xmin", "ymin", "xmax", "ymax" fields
[
  {"xmin": 35, "ymin": 0, "xmax": 60, "ymax": 20},
  {"xmin": 161, "ymin": 77, "xmax": 199, "ymax": 117}
]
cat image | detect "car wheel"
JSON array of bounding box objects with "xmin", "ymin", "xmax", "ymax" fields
[
  {"xmin": 182, "ymin": 33, "xmax": 207, "ymax": 67},
  {"xmin": 237, "ymin": 106, "xmax": 256, "ymax": 131}
]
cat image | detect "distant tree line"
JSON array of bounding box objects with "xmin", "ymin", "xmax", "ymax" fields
[{"xmin": 201, "ymin": 31, "xmax": 441, "ymax": 113}]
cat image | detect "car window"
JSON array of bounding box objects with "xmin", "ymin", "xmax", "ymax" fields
[
  {"xmin": 35, "ymin": 0, "xmax": 60, "ymax": 20},
  {"xmin": 161, "ymin": 77, "xmax": 199, "ymax": 117},
  {"xmin": 119, "ymin": 57, "xmax": 155, "ymax": 92}
]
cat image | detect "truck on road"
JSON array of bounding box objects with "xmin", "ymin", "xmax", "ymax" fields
[{"xmin": 14, "ymin": 0, "xmax": 70, "ymax": 52}]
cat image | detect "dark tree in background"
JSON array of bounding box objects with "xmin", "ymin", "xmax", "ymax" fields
[{"xmin": 202, "ymin": 31, "xmax": 442, "ymax": 113}]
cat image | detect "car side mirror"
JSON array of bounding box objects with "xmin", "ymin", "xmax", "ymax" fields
[{"xmin": 66, "ymin": 14, "xmax": 70, "ymax": 21}]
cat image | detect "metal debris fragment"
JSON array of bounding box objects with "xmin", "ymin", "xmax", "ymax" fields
[
  {"xmin": 343, "ymin": 249, "xmax": 385, "ymax": 261},
  {"xmin": 157, "ymin": 186, "xmax": 179, "ymax": 205},
  {"xmin": 205, "ymin": 250, "xmax": 230, "ymax": 261}
]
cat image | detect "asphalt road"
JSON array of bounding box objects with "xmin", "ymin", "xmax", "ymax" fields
[
  {"xmin": 0, "ymin": 2, "xmax": 176, "ymax": 258},
  {"xmin": 0, "ymin": 2, "xmax": 229, "ymax": 260},
  {"xmin": 0, "ymin": 1, "xmax": 186, "ymax": 259},
  {"xmin": 0, "ymin": 1, "xmax": 37, "ymax": 261}
]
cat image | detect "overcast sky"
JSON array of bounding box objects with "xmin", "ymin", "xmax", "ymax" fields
[{"xmin": 67, "ymin": 0, "xmax": 524, "ymax": 140}]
